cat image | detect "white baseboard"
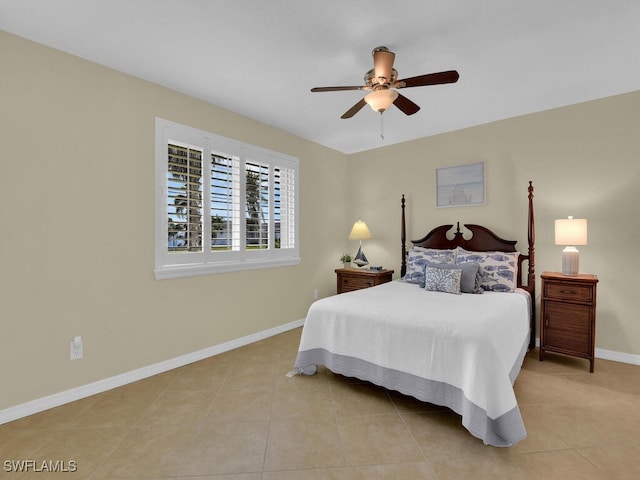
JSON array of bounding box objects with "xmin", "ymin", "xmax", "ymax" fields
[
  {"xmin": 595, "ymin": 347, "xmax": 640, "ymax": 365},
  {"xmin": 0, "ymin": 319, "xmax": 304, "ymax": 426},
  {"xmin": 3, "ymin": 326, "xmax": 636, "ymax": 426},
  {"xmin": 534, "ymin": 337, "xmax": 640, "ymax": 366}
]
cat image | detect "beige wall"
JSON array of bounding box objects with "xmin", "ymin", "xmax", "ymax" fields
[
  {"xmin": 348, "ymin": 91, "xmax": 640, "ymax": 358},
  {"xmin": 2, "ymin": 30, "xmax": 639, "ymax": 413},
  {"xmin": 0, "ymin": 32, "xmax": 349, "ymax": 410}
]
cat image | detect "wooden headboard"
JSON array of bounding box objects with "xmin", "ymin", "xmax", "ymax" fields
[{"xmin": 400, "ymin": 181, "xmax": 536, "ymax": 350}]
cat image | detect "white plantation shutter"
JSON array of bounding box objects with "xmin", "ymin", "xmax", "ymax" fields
[
  {"xmin": 274, "ymin": 164, "xmax": 296, "ymax": 250},
  {"xmin": 155, "ymin": 118, "xmax": 299, "ymax": 279},
  {"xmin": 167, "ymin": 144, "xmax": 203, "ymax": 253},
  {"xmin": 245, "ymin": 161, "xmax": 270, "ymax": 250},
  {"xmin": 210, "ymin": 153, "xmax": 240, "ymax": 251}
]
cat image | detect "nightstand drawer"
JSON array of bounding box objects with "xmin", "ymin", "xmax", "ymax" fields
[
  {"xmin": 335, "ymin": 268, "xmax": 394, "ymax": 294},
  {"xmin": 544, "ymin": 282, "xmax": 594, "ymax": 303},
  {"xmin": 340, "ymin": 274, "xmax": 375, "ymax": 290}
]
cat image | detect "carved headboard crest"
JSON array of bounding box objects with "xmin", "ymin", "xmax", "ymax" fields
[{"xmin": 411, "ymin": 222, "xmax": 518, "ymax": 253}]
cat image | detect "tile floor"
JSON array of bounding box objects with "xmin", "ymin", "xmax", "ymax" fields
[{"xmin": 1, "ymin": 327, "xmax": 639, "ymax": 479}]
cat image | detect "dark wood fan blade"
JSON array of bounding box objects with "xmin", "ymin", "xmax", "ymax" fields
[
  {"xmin": 393, "ymin": 93, "xmax": 420, "ymax": 116},
  {"xmin": 311, "ymin": 86, "xmax": 364, "ymax": 92},
  {"xmin": 395, "ymin": 70, "xmax": 459, "ymax": 89},
  {"xmin": 341, "ymin": 98, "xmax": 367, "ymax": 119}
]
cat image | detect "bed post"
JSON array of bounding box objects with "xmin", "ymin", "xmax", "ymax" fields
[
  {"xmin": 527, "ymin": 181, "xmax": 535, "ymax": 287},
  {"xmin": 527, "ymin": 181, "xmax": 536, "ymax": 350},
  {"xmin": 401, "ymin": 194, "xmax": 407, "ymax": 278}
]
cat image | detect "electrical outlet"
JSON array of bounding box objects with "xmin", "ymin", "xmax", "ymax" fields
[
  {"xmin": 70, "ymin": 336, "xmax": 83, "ymax": 360},
  {"xmin": 313, "ymin": 289, "xmax": 319, "ymax": 300}
]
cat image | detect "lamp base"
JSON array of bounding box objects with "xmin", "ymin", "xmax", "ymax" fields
[
  {"xmin": 561, "ymin": 246, "xmax": 580, "ymax": 276},
  {"xmin": 353, "ymin": 244, "xmax": 369, "ymax": 268}
]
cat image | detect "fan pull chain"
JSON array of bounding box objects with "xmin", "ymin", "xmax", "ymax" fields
[{"xmin": 380, "ymin": 112, "xmax": 384, "ymax": 141}]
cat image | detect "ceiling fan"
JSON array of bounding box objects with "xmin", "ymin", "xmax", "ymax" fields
[{"xmin": 311, "ymin": 46, "xmax": 459, "ymax": 119}]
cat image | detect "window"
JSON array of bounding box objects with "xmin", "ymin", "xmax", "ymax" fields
[{"xmin": 155, "ymin": 118, "xmax": 299, "ymax": 279}]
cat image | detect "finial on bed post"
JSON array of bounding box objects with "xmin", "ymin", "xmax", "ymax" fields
[{"xmin": 401, "ymin": 194, "xmax": 407, "ymax": 278}]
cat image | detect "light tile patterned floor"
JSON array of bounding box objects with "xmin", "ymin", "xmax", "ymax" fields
[{"xmin": 1, "ymin": 327, "xmax": 639, "ymax": 479}]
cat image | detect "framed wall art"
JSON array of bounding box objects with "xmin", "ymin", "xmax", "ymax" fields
[{"xmin": 436, "ymin": 161, "xmax": 485, "ymax": 208}]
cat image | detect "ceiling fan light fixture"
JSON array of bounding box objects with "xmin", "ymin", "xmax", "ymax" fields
[
  {"xmin": 311, "ymin": 46, "xmax": 459, "ymax": 119},
  {"xmin": 364, "ymin": 89, "xmax": 398, "ymax": 113}
]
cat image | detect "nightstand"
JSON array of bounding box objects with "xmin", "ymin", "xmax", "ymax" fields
[
  {"xmin": 335, "ymin": 268, "xmax": 394, "ymax": 294},
  {"xmin": 539, "ymin": 271, "xmax": 598, "ymax": 372}
]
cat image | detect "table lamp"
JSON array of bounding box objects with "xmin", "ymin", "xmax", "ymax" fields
[
  {"xmin": 348, "ymin": 219, "xmax": 373, "ymax": 267},
  {"xmin": 555, "ymin": 216, "xmax": 587, "ymax": 276}
]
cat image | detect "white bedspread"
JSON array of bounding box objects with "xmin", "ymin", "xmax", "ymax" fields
[{"xmin": 294, "ymin": 280, "xmax": 530, "ymax": 446}]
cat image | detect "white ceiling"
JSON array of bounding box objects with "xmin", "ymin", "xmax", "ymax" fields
[{"xmin": 2, "ymin": 0, "xmax": 640, "ymax": 154}]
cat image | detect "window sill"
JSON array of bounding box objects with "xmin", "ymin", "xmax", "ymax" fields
[{"xmin": 154, "ymin": 256, "xmax": 301, "ymax": 280}]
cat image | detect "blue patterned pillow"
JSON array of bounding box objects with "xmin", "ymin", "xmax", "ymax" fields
[
  {"xmin": 455, "ymin": 247, "xmax": 519, "ymax": 292},
  {"xmin": 404, "ymin": 248, "xmax": 456, "ymax": 285},
  {"xmin": 424, "ymin": 265, "xmax": 462, "ymax": 294}
]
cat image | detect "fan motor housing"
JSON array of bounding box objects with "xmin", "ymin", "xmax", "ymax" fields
[{"xmin": 364, "ymin": 68, "xmax": 398, "ymax": 89}]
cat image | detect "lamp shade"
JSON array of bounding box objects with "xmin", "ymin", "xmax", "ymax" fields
[
  {"xmin": 364, "ymin": 89, "xmax": 398, "ymax": 113},
  {"xmin": 348, "ymin": 220, "xmax": 373, "ymax": 240},
  {"xmin": 555, "ymin": 216, "xmax": 587, "ymax": 276},
  {"xmin": 555, "ymin": 217, "xmax": 587, "ymax": 245}
]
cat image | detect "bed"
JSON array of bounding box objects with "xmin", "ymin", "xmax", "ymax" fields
[{"xmin": 293, "ymin": 182, "xmax": 536, "ymax": 447}]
